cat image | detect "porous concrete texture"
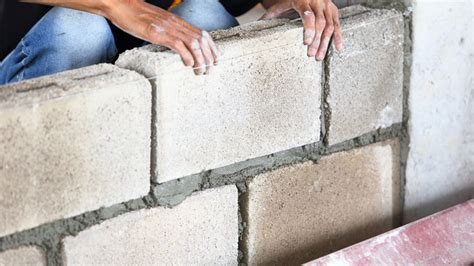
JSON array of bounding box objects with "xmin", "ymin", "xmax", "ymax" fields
[
  {"xmin": 0, "ymin": 246, "xmax": 46, "ymax": 265},
  {"xmin": 116, "ymin": 20, "xmax": 322, "ymax": 183},
  {"xmin": 63, "ymin": 185, "xmax": 238, "ymax": 265},
  {"xmin": 326, "ymin": 7, "xmax": 404, "ymax": 144},
  {"xmin": 0, "ymin": 64, "xmax": 151, "ymax": 237},
  {"xmin": 404, "ymin": 0, "xmax": 474, "ymax": 222},
  {"xmin": 243, "ymin": 140, "xmax": 400, "ymax": 265}
]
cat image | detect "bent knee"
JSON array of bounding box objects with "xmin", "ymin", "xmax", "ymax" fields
[{"xmin": 46, "ymin": 7, "xmax": 116, "ymax": 65}]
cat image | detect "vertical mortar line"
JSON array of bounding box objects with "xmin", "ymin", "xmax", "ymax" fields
[
  {"xmin": 237, "ymin": 185, "xmax": 250, "ymax": 266},
  {"xmin": 321, "ymin": 48, "xmax": 333, "ymax": 149},
  {"xmin": 399, "ymin": 11, "xmax": 413, "ymax": 226},
  {"xmin": 319, "ymin": 60, "xmax": 327, "ymax": 146},
  {"xmin": 150, "ymin": 80, "xmax": 159, "ymax": 187},
  {"xmin": 45, "ymin": 237, "xmax": 64, "ymax": 266}
]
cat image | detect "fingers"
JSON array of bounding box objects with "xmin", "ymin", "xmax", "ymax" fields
[
  {"xmin": 293, "ymin": 1, "xmax": 316, "ymax": 45},
  {"xmin": 186, "ymin": 38, "xmax": 207, "ymax": 75},
  {"xmin": 140, "ymin": 10, "xmax": 218, "ymax": 75},
  {"xmin": 316, "ymin": 5, "xmax": 334, "ymax": 60},
  {"xmin": 295, "ymin": 1, "xmax": 343, "ymax": 61},
  {"xmin": 170, "ymin": 39, "xmax": 194, "ymax": 67},
  {"xmin": 203, "ymin": 31, "xmax": 220, "ymax": 66},
  {"xmin": 199, "ymin": 32, "xmax": 214, "ymax": 74},
  {"xmin": 167, "ymin": 17, "xmax": 218, "ymax": 75},
  {"xmin": 307, "ymin": 5, "xmax": 326, "ymax": 58},
  {"xmin": 332, "ymin": 5, "xmax": 343, "ymax": 52}
]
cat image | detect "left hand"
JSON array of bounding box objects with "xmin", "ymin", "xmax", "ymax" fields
[{"xmin": 261, "ymin": 0, "xmax": 343, "ymax": 61}]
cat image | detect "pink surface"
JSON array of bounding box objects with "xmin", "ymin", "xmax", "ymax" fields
[{"xmin": 305, "ymin": 200, "xmax": 474, "ymax": 265}]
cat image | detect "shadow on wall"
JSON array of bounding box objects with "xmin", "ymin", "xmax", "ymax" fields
[
  {"xmin": 404, "ymin": 185, "xmax": 474, "ymax": 224},
  {"xmin": 263, "ymin": 217, "xmax": 396, "ymax": 265}
]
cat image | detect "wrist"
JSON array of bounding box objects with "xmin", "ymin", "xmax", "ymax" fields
[{"xmin": 95, "ymin": 0, "xmax": 115, "ymax": 19}]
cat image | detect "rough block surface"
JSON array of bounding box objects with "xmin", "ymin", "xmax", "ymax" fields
[
  {"xmin": 327, "ymin": 7, "xmax": 404, "ymax": 144},
  {"xmin": 116, "ymin": 20, "xmax": 322, "ymax": 182},
  {"xmin": 0, "ymin": 64, "xmax": 151, "ymax": 237},
  {"xmin": 63, "ymin": 185, "xmax": 238, "ymax": 265},
  {"xmin": 244, "ymin": 140, "xmax": 400, "ymax": 265},
  {"xmin": 0, "ymin": 246, "xmax": 46, "ymax": 265}
]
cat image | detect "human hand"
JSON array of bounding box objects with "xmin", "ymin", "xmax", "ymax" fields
[
  {"xmin": 261, "ymin": 0, "xmax": 342, "ymax": 61},
  {"xmin": 103, "ymin": 0, "xmax": 218, "ymax": 75}
]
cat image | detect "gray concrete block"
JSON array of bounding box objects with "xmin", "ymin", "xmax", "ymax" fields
[
  {"xmin": 327, "ymin": 7, "xmax": 404, "ymax": 144},
  {"xmin": 0, "ymin": 64, "xmax": 151, "ymax": 237},
  {"xmin": 243, "ymin": 140, "xmax": 400, "ymax": 265},
  {"xmin": 0, "ymin": 246, "xmax": 46, "ymax": 266},
  {"xmin": 63, "ymin": 185, "xmax": 238, "ymax": 265},
  {"xmin": 116, "ymin": 21, "xmax": 322, "ymax": 183}
]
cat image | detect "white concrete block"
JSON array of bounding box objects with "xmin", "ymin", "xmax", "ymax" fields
[
  {"xmin": 116, "ymin": 21, "xmax": 322, "ymax": 182},
  {"xmin": 0, "ymin": 64, "xmax": 151, "ymax": 237},
  {"xmin": 0, "ymin": 246, "xmax": 46, "ymax": 266},
  {"xmin": 327, "ymin": 7, "xmax": 404, "ymax": 144},
  {"xmin": 63, "ymin": 185, "xmax": 238, "ymax": 265}
]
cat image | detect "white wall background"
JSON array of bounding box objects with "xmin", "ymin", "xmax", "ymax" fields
[{"xmin": 404, "ymin": 0, "xmax": 474, "ymax": 222}]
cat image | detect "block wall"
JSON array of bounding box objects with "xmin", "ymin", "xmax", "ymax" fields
[{"xmin": 0, "ymin": 5, "xmax": 409, "ymax": 265}]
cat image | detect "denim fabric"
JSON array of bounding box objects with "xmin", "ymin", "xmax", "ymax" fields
[
  {"xmin": 0, "ymin": 0, "xmax": 238, "ymax": 85},
  {"xmin": 171, "ymin": 0, "xmax": 238, "ymax": 31}
]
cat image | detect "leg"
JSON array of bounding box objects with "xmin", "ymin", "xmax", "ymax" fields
[
  {"xmin": 171, "ymin": 0, "xmax": 239, "ymax": 31},
  {"xmin": 0, "ymin": 7, "xmax": 117, "ymax": 85}
]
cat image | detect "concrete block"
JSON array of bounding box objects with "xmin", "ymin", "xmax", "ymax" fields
[
  {"xmin": 405, "ymin": 0, "xmax": 474, "ymax": 223},
  {"xmin": 327, "ymin": 7, "xmax": 404, "ymax": 144},
  {"xmin": 243, "ymin": 140, "xmax": 400, "ymax": 265},
  {"xmin": 0, "ymin": 64, "xmax": 151, "ymax": 237},
  {"xmin": 116, "ymin": 20, "xmax": 322, "ymax": 183},
  {"xmin": 0, "ymin": 246, "xmax": 46, "ymax": 266},
  {"xmin": 63, "ymin": 185, "xmax": 238, "ymax": 265}
]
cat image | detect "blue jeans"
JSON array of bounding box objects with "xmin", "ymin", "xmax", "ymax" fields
[{"xmin": 0, "ymin": 0, "xmax": 238, "ymax": 85}]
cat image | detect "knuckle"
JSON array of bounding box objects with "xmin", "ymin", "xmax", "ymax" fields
[
  {"xmin": 171, "ymin": 39, "xmax": 182, "ymax": 48},
  {"xmin": 144, "ymin": 23, "xmax": 157, "ymax": 37},
  {"xmin": 316, "ymin": 17, "xmax": 326, "ymax": 27},
  {"xmin": 185, "ymin": 37, "xmax": 196, "ymax": 46},
  {"xmin": 327, "ymin": 25, "xmax": 335, "ymax": 33}
]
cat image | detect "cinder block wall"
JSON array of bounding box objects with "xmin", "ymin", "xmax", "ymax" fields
[{"xmin": 0, "ymin": 5, "xmax": 408, "ymax": 265}]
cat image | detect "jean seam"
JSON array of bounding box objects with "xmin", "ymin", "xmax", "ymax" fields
[{"xmin": 16, "ymin": 38, "xmax": 30, "ymax": 81}]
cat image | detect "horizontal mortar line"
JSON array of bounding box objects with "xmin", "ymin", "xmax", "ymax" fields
[
  {"xmin": 0, "ymin": 123, "xmax": 403, "ymax": 252},
  {"xmin": 204, "ymin": 123, "xmax": 404, "ymax": 188}
]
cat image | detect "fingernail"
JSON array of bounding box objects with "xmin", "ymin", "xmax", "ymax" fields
[
  {"xmin": 316, "ymin": 52, "xmax": 324, "ymax": 61},
  {"xmin": 337, "ymin": 44, "xmax": 344, "ymax": 52}
]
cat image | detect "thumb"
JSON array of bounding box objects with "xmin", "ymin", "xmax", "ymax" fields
[{"xmin": 260, "ymin": 3, "xmax": 292, "ymax": 20}]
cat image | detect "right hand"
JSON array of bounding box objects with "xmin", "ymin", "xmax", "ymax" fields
[{"xmin": 103, "ymin": 0, "xmax": 219, "ymax": 75}]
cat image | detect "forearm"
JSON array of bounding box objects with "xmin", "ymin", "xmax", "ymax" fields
[{"xmin": 20, "ymin": 0, "xmax": 111, "ymax": 17}]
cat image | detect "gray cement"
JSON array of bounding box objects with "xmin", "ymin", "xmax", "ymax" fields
[{"xmin": 0, "ymin": 3, "xmax": 412, "ymax": 265}]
